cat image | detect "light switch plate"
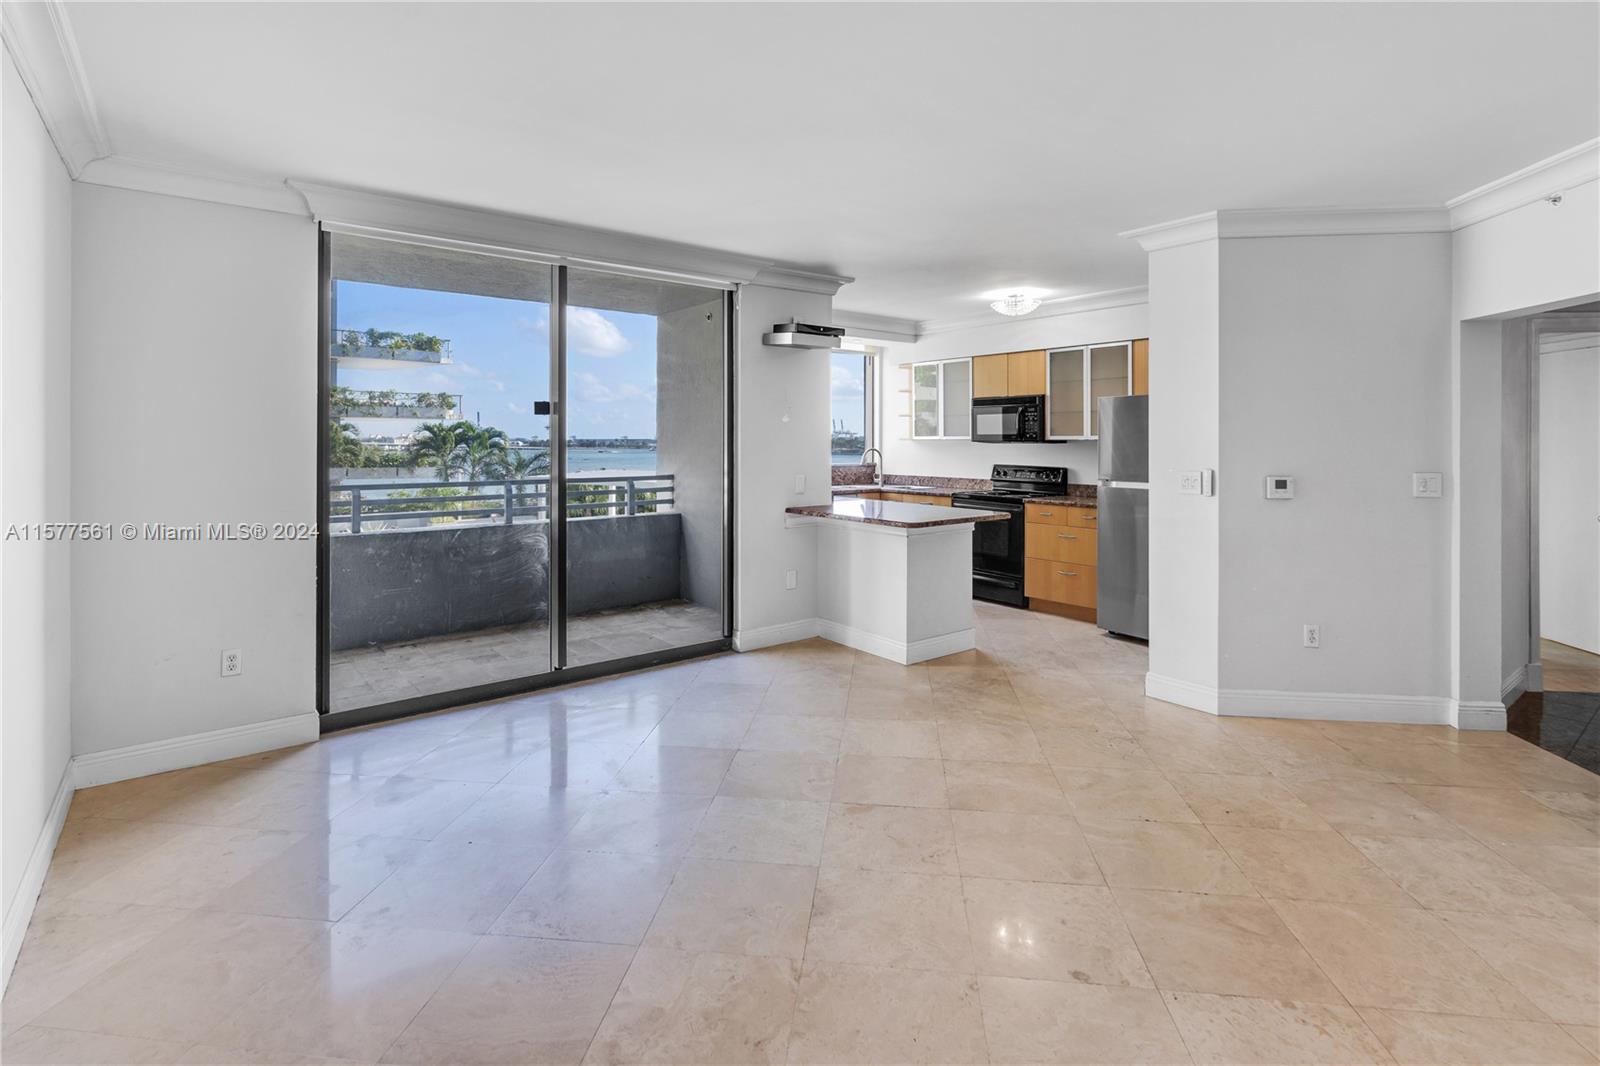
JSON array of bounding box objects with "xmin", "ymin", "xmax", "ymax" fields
[
  {"xmin": 793, "ymin": 474, "xmax": 806, "ymax": 494},
  {"xmin": 1178, "ymin": 470, "xmax": 1214, "ymax": 496},
  {"xmin": 1412, "ymin": 472, "xmax": 1443, "ymax": 498}
]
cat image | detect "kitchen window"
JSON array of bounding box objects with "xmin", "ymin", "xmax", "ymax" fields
[
  {"xmin": 831, "ymin": 347, "xmax": 876, "ymax": 463},
  {"xmin": 911, "ymin": 358, "xmax": 972, "ymax": 439}
]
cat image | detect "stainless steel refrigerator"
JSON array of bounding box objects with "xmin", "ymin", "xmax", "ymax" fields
[{"xmin": 1097, "ymin": 395, "xmax": 1149, "ymax": 640}]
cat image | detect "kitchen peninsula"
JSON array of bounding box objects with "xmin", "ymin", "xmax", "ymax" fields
[{"xmin": 784, "ymin": 497, "xmax": 1007, "ymax": 664}]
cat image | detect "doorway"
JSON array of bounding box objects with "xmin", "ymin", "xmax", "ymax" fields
[{"xmin": 316, "ymin": 231, "xmax": 733, "ymax": 726}]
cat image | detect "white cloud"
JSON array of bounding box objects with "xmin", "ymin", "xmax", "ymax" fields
[
  {"xmin": 568, "ymin": 308, "xmax": 631, "ymax": 358},
  {"xmin": 575, "ymin": 371, "xmax": 648, "ymax": 404},
  {"xmin": 830, "ymin": 363, "xmax": 864, "ymax": 398},
  {"xmin": 515, "ymin": 315, "xmax": 548, "ymax": 335},
  {"xmin": 507, "ymin": 401, "xmax": 529, "ymax": 415}
]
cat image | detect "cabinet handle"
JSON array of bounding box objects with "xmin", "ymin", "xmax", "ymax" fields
[
  {"xmin": 1058, "ymin": 533, "xmax": 1076, "ymax": 539},
  {"xmin": 1036, "ymin": 510, "xmax": 1053, "ymax": 517},
  {"xmin": 1057, "ymin": 570, "xmax": 1078, "ymax": 577}
]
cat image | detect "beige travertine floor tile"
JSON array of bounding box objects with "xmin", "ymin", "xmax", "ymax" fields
[
  {"xmin": 490, "ymin": 848, "xmax": 678, "ymax": 944},
  {"xmin": 1207, "ymin": 826, "xmax": 1417, "ymax": 908},
  {"xmin": 175, "ymin": 1046, "xmax": 366, "ymax": 1064},
  {"xmin": 648, "ymin": 708, "xmax": 753, "ymax": 748},
  {"xmin": 1035, "ymin": 726, "xmax": 1155, "ymax": 770},
  {"xmin": 1435, "ymin": 911, "xmax": 1600, "ymax": 1026},
  {"xmin": 1565, "ymin": 1025, "xmax": 1600, "ymax": 1057},
  {"xmin": 1346, "ymin": 833, "xmax": 1589, "ymax": 919},
  {"xmin": 1357, "ymin": 1007, "xmax": 1597, "ymax": 1065},
  {"xmin": 966, "ymin": 878, "xmax": 1153, "ymax": 987},
  {"xmin": 844, "ymin": 683, "xmax": 934, "ymax": 720},
  {"xmin": 326, "ymin": 775, "xmax": 491, "ymax": 840},
  {"xmin": 0, "ymin": 898, "xmax": 188, "ymax": 1032},
  {"xmin": 1167, "ymin": 772, "xmax": 1331, "ymax": 830},
  {"xmin": 199, "ymin": 924, "xmax": 476, "ymax": 1062},
  {"xmin": 1059, "ymin": 769, "xmax": 1199, "ymax": 825},
  {"xmin": 805, "ymin": 866, "xmax": 972, "ymax": 972},
  {"xmin": 206, "ymin": 832, "xmax": 421, "ymax": 921},
  {"xmin": 739, "ymin": 716, "xmax": 844, "ymax": 756},
  {"xmin": 686, "ymin": 796, "xmax": 828, "ymax": 865},
  {"xmin": 757, "ymin": 671, "xmax": 850, "ymax": 718},
  {"xmin": 1528, "ymin": 789, "xmax": 1600, "ymax": 823},
  {"xmin": 787, "ymin": 960, "xmax": 988, "ymax": 1065},
  {"xmin": 822, "ymin": 803, "xmax": 959, "ymax": 874},
  {"xmin": 1162, "ymin": 992, "xmax": 1393, "ymax": 1065},
  {"xmin": 1489, "ymin": 842, "xmax": 1600, "ymax": 904},
  {"xmin": 1269, "ymin": 898, "xmax": 1544, "ymax": 1019},
  {"xmin": 1137, "ymin": 734, "xmax": 1270, "ymax": 776},
  {"xmin": 339, "ymin": 837, "xmax": 546, "ymax": 933},
  {"xmin": 1082, "ymin": 821, "xmax": 1256, "ymax": 896},
  {"xmin": 495, "ymin": 739, "xmax": 634, "ymax": 790},
  {"xmin": 0, "ymin": 1026, "xmax": 190, "ymax": 1064},
  {"xmin": 840, "ymin": 719, "xmax": 940, "ymax": 759},
  {"xmin": 674, "ymin": 679, "xmax": 770, "ymax": 714},
  {"xmin": 831, "ymin": 754, "xmax": 948, "ymax": 808},
  {"xmin": 584, "ymin": 948, "xmax": 799, "ymax": 1065},
  {"xmin": 945, "ymin": 760, "xmax": 1068, "ymax": 813},
  {"xmin": 70, "ymin": 824, "xmax": 306, "ymax": 909},
  {"xmin": 1402, "ymin": 785, "xmax": 1600, "ymax": 846},
  {"xmin": 227, "ymin": 728, "xmax": 445, "ymax": 778},
  {"xmin": 35, "ymin": 817, "xmax": 192, "ymax": 901},
  {"xmin": 937, "ymin": 720, "xmax": 1045, "ymax": 763},
  {"xmin": 717, "ymin": 750, "xmax": 835, "ymax": 802},
  {"xmin": 1112, "ymin": 888, "xmax": 1342, "ymax": 1003},
  {"xmin": 1284, "ymin": 780, "xmax": 1466, "ymax": 839},
  {"xmin": 434, "ymin": 780, "xmax": 598, "ymax": 846},
  {"xmin": 613, "ymin": 744, "xmax": 734, "ymax": 795},
  {"xmin": 33, "ymin": 910, "xmax": 326, "ymax": 1045},
  {"xmin": 644, "ymin": 858, "xmax": 816, "ymax": 959},
  {"xmin": 394, "ymin": 731, "xmax": 551, "ymax": 783},
  {"xmin": 952, "ymin": 809, "xmax": 1102, "ymax": 885},
  {"xmin": 562, "ymin": 790, "xmax": 710, "ymax": 857},
  {"xmin": 382, "ymin": 935, "xmax": 633, "ymax": 1065},
  {"xmin": 977, "ymin": 976, "xmax": 1188, "ymax": 1064}
]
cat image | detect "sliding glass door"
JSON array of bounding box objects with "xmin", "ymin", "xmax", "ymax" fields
[{"xmin": 320, "ymin": 234, "xmax": 731, "ymax": 720}]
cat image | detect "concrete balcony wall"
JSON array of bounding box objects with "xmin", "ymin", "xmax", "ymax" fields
[{"xmin": 329, "ymin": 512, "xmax": 682, "ymax": 650}]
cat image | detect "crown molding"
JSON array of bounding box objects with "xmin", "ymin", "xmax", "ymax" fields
[
  {"xmin": 1447, "ymin": 139, "xmax": 1600, "ymax": 230},
  {"xmin": 831, "ymin": 309, "xmax": 920, "ymax": 343},
  {"xmin": 1121, "ymin": 207, "xmax": 1448, "ymax": 251},
  {"xmin": 1, "ymin": 0, "xmax": 110, "ymax": 177},
  {"xmin": 916, "ymin": 285, "xmax": 1149, "ymax": 337},
  {"xmin": 748, "ymin": 265, "xmax": 855, "ymax": 296},
  {"xmin": 77, "ymin": 155, "xmax": 307, "ymax": 216}
]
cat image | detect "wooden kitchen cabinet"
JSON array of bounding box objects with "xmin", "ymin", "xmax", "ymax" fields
[
  {"xmin": 1024, "ymin": 502, "xmax": 1097, "ymax": 614},
  {"xmin": 1025, "ymin": 556, "xmax": 1097, "ymax": 608},
  {"xmin": 1026, "ymin": 523, "xmax": 1096, "ymax": 564},
  {"xmin": 972, "ymin": 353, "xmax": 1009, "ymax": 398},
  {"xmin": 972, "ymin": 350, "xmax": 1047, "ymax": 398},
  {"xmin": 1024, "ymin": 501, "xmax": 1070, "ymax": 526},
  {"xmin": 1132, "ymin": 338, "xmax": 1149, "ymax": 396}
]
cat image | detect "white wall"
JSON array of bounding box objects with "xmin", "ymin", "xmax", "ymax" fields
[
  {"xmin": 875, "ymin": 304, "xmax": 1147, "ymax": 484},
  {"xmin": 71, "ymin": 185, "xmax": 319, "ymax": 756},
  {"xmin": 733, "ymin": 282, "xmax": 833, "ymax": 643},
  {"xmin": 1217, "ymin": 234, "xmax": 1453, "ymax": 699},
  {"xmin": 2, "ymin": 51, "xmax": 75, "ymax": 976},
  {"xmin": 1501, "ymin": 324, "xmax": 1532, "ymax": 694},
  {"xmin": 1455, "ymin": 179, "xmax": 1600, "ymax": 321},
  {"xmin": 1540, "ymin": 340, "xmax": 1600, "ymax": 653},
  {"xmin": 1145, "ymin": 242, "xmax": 1221, "ymax": 702}
]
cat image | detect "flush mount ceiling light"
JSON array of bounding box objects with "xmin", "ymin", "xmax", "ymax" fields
[{"xmin": 990, "ymin": 292, "xmax": 1043, "ymax": 317}]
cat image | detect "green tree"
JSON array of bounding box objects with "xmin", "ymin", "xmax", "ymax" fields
[
  {"xmin": 408, "ymin": 422, "xmax": 465, "ymax": 482},
  {"xmin": 329, "ymin": 419, "xmax": 364, "ymax": 467}
]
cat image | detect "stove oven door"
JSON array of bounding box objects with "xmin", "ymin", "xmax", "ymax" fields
[{"xmin": 954, "ymin": 498, "xmax": 1026, "ymax": 605}]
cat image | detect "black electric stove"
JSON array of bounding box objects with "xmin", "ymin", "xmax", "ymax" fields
[{"xmin": 951, "ymin": 465, "xmax": 1071, "ymax": 607}]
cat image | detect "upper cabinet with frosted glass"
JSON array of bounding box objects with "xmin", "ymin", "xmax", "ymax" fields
[
  {"xmin": 1046, "ymin": 339, "xmax": 1148, "ymax": 439},
  {"xmin": 910, "ymin": 358, "xmax": 973, "ymax": 439}
]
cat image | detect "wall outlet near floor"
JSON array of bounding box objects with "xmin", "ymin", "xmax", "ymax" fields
[
  {"xmin": 221, "ymin": 648, "xmax": 243, "ymax": 676},
  {"xmin": 1302, "ymin": 625, "xmax": 1320, "ymax": 649},
  {"xmin": 1412, "ymin": 472, "xmax": 1443, "ymax": 498},
  {"xmin": 784, "ymin": 569, "xmax": 798, "ymax": 591}
]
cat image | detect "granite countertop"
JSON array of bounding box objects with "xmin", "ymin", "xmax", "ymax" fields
[
  {"xmin": 787, "ymin": 498, "xmax": 1010, "ymax": 529},
  {"xmin": 830, "ymin": 484, "xmax": 958, "ymax": 499},
  {"xmin": 1027, "ymin": 495, "xmax": 1098, "ymax": 508}
]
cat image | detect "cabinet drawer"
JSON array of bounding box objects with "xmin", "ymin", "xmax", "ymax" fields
[
  {"xmin": 1024, "ymin": 558, "xmax": 1098, "ymax": 606},
  {"xmin": 1025, "ymin": 502, "xmax": 1070, "ymax": 526},
  {"xmin": 1067, "ymin": 507, "xmax": 1098, "ymax": 529},
  {"xmin": 1026, "ymin": 523, "xmax": 1096, "ymax": 564}
]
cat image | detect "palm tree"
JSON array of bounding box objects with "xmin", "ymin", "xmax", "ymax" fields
[
  {"xmin": 457, "ymin": 425, "xmax": 509, "ymax": 483},
  {"xmin": 329, "ymin": 420, "xmax": 364, "ymax": 467},
  {"xmin": 493, "ymin": 448, "xmax": 550, "ymax": 480},
  {"xmin": 407, "ymin": 422, "xmax": 464, "ymax": 482}
]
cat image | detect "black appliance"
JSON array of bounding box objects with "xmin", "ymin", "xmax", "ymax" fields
[
  {"xmin": 971, "ymin": 395, "xmax": 1045, "ymax": 443},
  {"xmin": 951, "ymin": 464, "xmax": 1071, "ymax": 607}
]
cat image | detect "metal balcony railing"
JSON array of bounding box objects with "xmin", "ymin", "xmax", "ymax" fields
[
  {"xmin": 330, "ymin": 389, "xmax": 463, "ymax": 419},
  {"xmin": 330, "ymin": 329, "xmax": 452, "ymax": 362},
  {"xmin": 328, "ymin": 474, "xmax": 675, "ymax": 534}
]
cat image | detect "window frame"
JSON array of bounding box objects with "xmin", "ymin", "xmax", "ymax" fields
[{"xmin": 830, "ymin": 345, "xmax": 878, "ymax": 462}]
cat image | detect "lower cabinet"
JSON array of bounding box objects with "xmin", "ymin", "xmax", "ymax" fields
[
  {"xmin": 1025, "ymin": 557, "xmax": 1097, "ymax": 607},
  {"xmin": 1024, "ymin": 503, "xmax": 1097, "ymax": 613}
]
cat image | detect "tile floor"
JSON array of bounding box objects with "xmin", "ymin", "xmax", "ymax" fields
[
  {"xmin": 329, "ymin": 600, "xmax": 724, "ymax": 712},
  {"xmin": 7, "ymin": 603, "xmax": 1599, "ymax": 1065}
]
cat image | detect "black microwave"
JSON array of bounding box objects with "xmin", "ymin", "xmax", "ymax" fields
[{"xmin": 971, "ymin": 395, "xmax": 1045, "ymax": 443}]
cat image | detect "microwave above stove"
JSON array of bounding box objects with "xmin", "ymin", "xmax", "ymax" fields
[{"xmin": 971, "ymin": 394, "xmax": 1044, "ymax": 443}]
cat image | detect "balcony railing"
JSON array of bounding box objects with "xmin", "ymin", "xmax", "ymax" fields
[
  {"xmin": 330, "ymin": 329, "xmax": 452, "ymax": 364},
  {"xmin": 328, "ymin": 474, "xmax": 675, "ymax": 534},
  {"xmin": 330, "ymin": 389, "xmax": 462, "ymax": 420}
]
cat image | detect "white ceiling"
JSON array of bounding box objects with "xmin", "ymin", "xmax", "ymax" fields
[{"xmin": 47, "ymin": 2, "xmax": 1600, "ymax": 324}]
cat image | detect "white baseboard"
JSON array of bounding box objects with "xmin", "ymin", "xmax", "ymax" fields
[
  {"xmin": 1501, "ymin": 664, "xmax": 1529, "ymax": 705},
  {"xmin": 817, "ymin": 620, "xmax": 975, "ymax": 665},
  {"xmin": 1144, "ymin": 673, "xmax": 1219, "ymax": 714},
  {"xmin": 732, "ymin": 619, "xmax": 822, "ymax": 653},
  {"xmin": 3, "ymin": 764, "xmax": 75, "ymax": 989},
  {"xmin": 1451, "ymin": 700, "xmax": 1509, "ymax": 731},
  {"xmin": 72, "ymin": 712, "xmax": 321, "ymax": 789}
]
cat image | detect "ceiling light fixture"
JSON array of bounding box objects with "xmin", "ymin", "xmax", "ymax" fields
[{"xmin": 990, "ymin": 292, "xmax": 1042, "ymax": 317}]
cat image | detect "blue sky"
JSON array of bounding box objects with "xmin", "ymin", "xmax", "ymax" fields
[
  {"xmin": 830, "ymin": 351, "xmax": 866, "ymax": 437},
  {"xmin": 334, "ymin": 281, "xmax": 659, "ymax": 440}
]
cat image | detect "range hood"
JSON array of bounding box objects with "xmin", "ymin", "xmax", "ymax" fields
[{"xmin": 762, "ymin": 320, "xmax": 845, "ymax": 349}]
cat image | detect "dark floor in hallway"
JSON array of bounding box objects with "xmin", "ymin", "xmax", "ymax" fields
[{"xmin": 1509, "ymin": 690, "xmax": 1600, "ymax": 774}]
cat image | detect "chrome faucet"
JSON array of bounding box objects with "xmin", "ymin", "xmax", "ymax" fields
[{"xmin": 860, "ymin": 447, "xmax": 884, "ymax": 487}]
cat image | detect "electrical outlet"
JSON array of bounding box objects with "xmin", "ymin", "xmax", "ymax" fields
[
  {"xmin": 793, "ymin": 474, "xmax": 806, "ymax": 494},
  {"xmin": 784, "ymin": 569, "xmax": 798, "ymax": 591},
  {"xmin": 221, "ymin": 648, "xmax": 243, "ymax": 676},
  {"xmin": 1302, "ymin": 625, "xmax": 1320, "ymax": 649},
  {"xmin": 1177, "ymin": 470, "xmax": 1214, "ymax": 496}
]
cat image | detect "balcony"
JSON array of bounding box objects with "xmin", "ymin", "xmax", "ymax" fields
[
  {"xmin": 330, "ymin": 388, "xmax": 462, "ymax": 420},
  {"xmin": 330, "ymin": 328, "xmax": 452, "ymax": 368}
]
